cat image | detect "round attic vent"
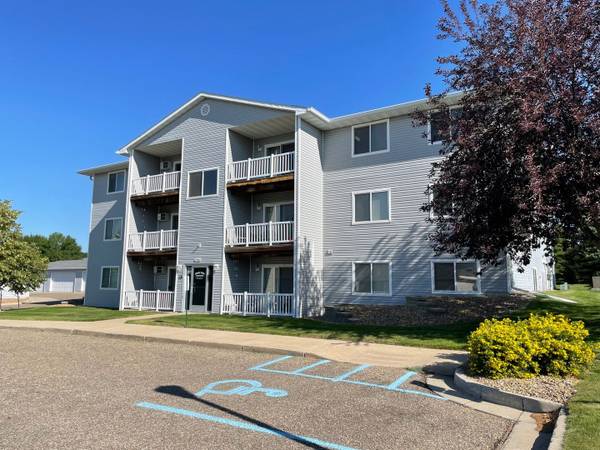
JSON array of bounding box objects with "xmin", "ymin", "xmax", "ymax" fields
[{"xmin": 200, "ymin": 103, "xmax": 210, "ymax": 117}]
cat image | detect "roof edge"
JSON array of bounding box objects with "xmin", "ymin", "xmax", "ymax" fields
[{"xmin": 78, "ymin": 160, "xmax": 128, "ymax": 176}]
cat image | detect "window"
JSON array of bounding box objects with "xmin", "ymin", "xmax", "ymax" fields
[
  {"xmin": 429, "ymin": 108, "xmax": 462, "ymax": 144},
  {"xmin": 188, "ymin": 168, "xmax": 218, "ymax": 198},
  {"xmin": 262, "ymin": 265, "xmax": 294, "ymax": 294},
  {"xmin": 107, "ymin": 171, "xmax": 125, "ymax": 193},
  {"xmin": 103, "ymin": 217, "xmax": 122, "ymax": 241},
  {"xmin": 265, "ymin": 141, "xmax": 294, "ymax": 156},
  {"xmin": 352, "ymin": 120, "xmax": 389, "ymax": 156},
  {"xmin": 429, "ymin": 184, "xmax": 453, "ymax": 219},
  {"xmin": 173, "ymin": 161, "xmax": 182, "ymax": 172},
  {"xmin": 264, "ymin": 202, "xmax": 294, "ymax": 222},
  {"xmin": 100, "ymin": 266, "xmax": 119, "ymax": 290},
  {"xmin": 432, "ymin": 260, "xmax": 480, "ymax": 293},
  {"xmin": 353, "ymin": 262, "xmax": 391, "ymax": 295},
  {"xmin": 352, "ymin": 189, "xmax": 390, "ymax": 223}
]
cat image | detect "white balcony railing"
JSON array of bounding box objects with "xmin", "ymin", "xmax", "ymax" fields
[
  {"xmin": 222, "ymin": 293, "xmax": 294, "ymax": 317},
  {"xmin": 226, "ymin": 152, "xmax": 294, "ymax": 183},
  {"xmin": 131, "ymin": 171, "xmax": 181, "ymax": 196},
  {"xmin": 128, "ymin": 230, "xmax": 178, "ymax": 252},
  {"xmin": 123, "ymin": 290, "xmax": 175, "ymax": 311},
  {"xmin": 224, "ymin": 221, "xmax": 293, "ymax": 247}
]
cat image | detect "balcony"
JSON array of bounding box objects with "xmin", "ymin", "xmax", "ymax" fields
[
  {"xmin": 128, "ymin": 230, "xmax": 178, "ymax": 256},
  {"xmin": 130, "ymin": 171, "xmax": 181, "ymax": 204},
  {"xmin": 224, "ymin": 221, "xmax": 293, "ymax": 254},
  {"xmin": 222, "ymin": 293, "xmax": 294, "ymax": 317},
  {"xmin": 226, "ymin": 152, "xmax": 294, "ymax": 191},
  {"xmin": 123, "ymin": 290, "xmax": 175, "ymax": 311}
]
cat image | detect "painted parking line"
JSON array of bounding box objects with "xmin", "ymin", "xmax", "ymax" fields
[
  {"xmin": 249, "ymin": 356, "xmax": 446, "ymax": 401},
  {"xmin": 136, "ymin": 401, "xmax": 359, "ymax": 450}
]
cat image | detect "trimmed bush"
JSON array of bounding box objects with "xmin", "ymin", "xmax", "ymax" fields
[{"xmin": 468, "ymin": 314, "xmax": 595, "ymax": 379}]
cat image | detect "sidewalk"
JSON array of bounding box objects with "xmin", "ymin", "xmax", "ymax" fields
[{"xmin": 0, "ymin": 314, "xmax": 467, "ymax": 372}]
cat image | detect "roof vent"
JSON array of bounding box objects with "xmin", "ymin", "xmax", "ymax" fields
[{"xmin": 200, "ymin": 103, "xmax": 210, "ymax": 117}]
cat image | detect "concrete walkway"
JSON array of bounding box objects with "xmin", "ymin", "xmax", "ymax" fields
[{"xmin": 0, "ymin": 314, "xmax": 467, "ymax": 372}]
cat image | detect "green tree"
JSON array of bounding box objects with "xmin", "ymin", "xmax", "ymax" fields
[
  {"xmin": 554, "ymin": 239, "xmax": 600, "ymax": 285},
  {"xmin": 0, "ymin": 200, "xmax": 48, "ymax": 310},
  {"xmin": 23, "ymin": 232, "xmax": 86, "ymax": 262}
]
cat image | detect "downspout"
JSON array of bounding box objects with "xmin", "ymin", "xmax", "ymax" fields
[
  {"xmin": 118, "ymin": 150, "xmax": 134, "ymax": 310},
  {"xmin": 294, "ymin": 113, "xmax": 302, "ymax": 318}
]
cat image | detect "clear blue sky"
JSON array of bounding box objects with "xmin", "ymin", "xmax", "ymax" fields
[{"xmin": 0, "ymin": 0, "xmax": 457, "ymax": 251}]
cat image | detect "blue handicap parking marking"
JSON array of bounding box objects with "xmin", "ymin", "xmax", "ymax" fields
[
  {"xmin": 195, "ymin": 379, "xmax": 288, "ymax": 398},
  {"xmin": 136, "ymin": 402, "xmax": 359, "ymax": 450},
  {"xmin": 249, "ymin": 355, "xmax": 446, "ymax": 401}
]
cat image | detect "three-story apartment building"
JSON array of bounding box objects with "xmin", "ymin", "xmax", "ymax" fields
[{"xmin": 79, "ymin": 93, "xmax": 553, "ymax": 317}]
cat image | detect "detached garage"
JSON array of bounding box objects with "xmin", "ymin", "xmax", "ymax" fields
[{"xmin": 38, "ymin": 258, "xmax": 87, "ymax": 293}]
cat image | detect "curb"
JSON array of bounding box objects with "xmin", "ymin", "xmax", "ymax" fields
[
  {"xmin": 548, "ymin": 407, "xmax": 567, "ymax": 450},
  {"xmin": 454, "ymin": 368, "xmax": 562, "ymax": 413},
  {"xmin": 0, "ymin": 325, "xmax": 314, "ymax": 358}
]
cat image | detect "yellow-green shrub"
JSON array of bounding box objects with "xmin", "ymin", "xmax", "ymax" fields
[{"xmin": 467, "ymin": 314, "xmax": 595, "ymax": 379}]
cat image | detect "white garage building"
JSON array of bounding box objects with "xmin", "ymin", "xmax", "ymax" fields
[{"xmin": 38, "ymin": 258, "xmax": 87, "ymax": 293}]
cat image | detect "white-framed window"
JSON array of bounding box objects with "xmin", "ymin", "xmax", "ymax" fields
[
  {"xmin": 264, "ymin": 141, "xmax": 294, "ymax": 156},
  {"xmin": 431, "ymin": 259, "xmax": 481, "ymax": 294},
  {"xmin": 352, "ymin": 189, "xmax": 391, "ymax": 224},
  {"xmin": 352, "ymin": 119, "xmax": 389, "ymax": 156},
  {"xmin": 352, "ymin": 261, "xmax": 391, "ymax": 296},
  {"xmin": 187, "ymin": 168, "xmax": 219, "ymax": 198},
  {"xmin": 428, "ymin": 184, "xmax": 453, "ymax": 219},
  {"xmin": 103, "ymin": 217, "xmax": 123, "ymax": 241},
  {"xmin": 263, "ymin": 202, "xmax": 294, "ymax": 222},
  {"xmin": 107, "ymin": 170, "xmax": 125, "ymax": 194},
  {"xmin": 173, "ymin": 161, "xmax": 182, "ymax": 172},
  {"xmin": 428, "ymin": 107, "xmax": 462, "ymax": 145},
  {"xmin": 100, "ymin": 266, "xmax": 119, "ymax": 290}
]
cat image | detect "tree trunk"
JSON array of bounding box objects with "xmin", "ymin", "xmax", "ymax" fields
[
  {"xmin": 17, "ymin": 294, "xmax": 20, "ymax": 309},
  {"xmin": 0, "ymin": 290, "xmax": 3, "ymax": 312}
]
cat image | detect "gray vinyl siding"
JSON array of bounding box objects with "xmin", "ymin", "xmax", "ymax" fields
[
  {"xmin": 296, "ymin": 120, "xmax": 324, "ymax": 315},
  {"xmin": 510, "ymin": 246, "xmax": 554, "ymax": 292},
  {"xmin": 322, "ymin": 115, "xmax": 508, "ymax": 305},
  {"xmin": 84, "ymin": 170, "xmax": 127, "ymax": 308},
  {"xmin": 139, "ymin": 98, "xmax": 294, "ymax": 312}
]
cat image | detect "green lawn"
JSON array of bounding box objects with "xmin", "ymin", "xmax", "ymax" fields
[
  {"xmin": 131, "ymin": 314, "xmax": 476, "ymax": 350},
  {"xmin": 0, "ymin": 306, "xmax": 151, "ymax": 321},
  {"xmin": 564, "ymin": 358, "xmax": 600, "ymax": 450}
]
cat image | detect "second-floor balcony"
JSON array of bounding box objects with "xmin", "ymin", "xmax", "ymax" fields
[
  {"xmin": 225, "ymin": 221, "xmax": 293, "ymax": 252},
  {"xmin": 226, "ymin": 152, "xmax": 294, "ymax": 185},
  {"xmin": 131, "ymin": 171, "xmax": 181, "ymax": 197},
  {"xmin": 128, "ymin": 229, "xmax": 178, "ymax": 255}
]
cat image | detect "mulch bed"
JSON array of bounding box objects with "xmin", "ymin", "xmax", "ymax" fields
[{"xmin": 319, "ymin": 294, "xmax": 532, "ymax": 327}]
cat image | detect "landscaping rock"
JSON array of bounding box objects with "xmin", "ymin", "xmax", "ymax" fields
[
  {"xmin": 320, "ymin": 294, "xmax": 531, "ymax": 327},
  {"xmin": 471, "ymin": 375, "xmax": 578, "ymax": 405}
]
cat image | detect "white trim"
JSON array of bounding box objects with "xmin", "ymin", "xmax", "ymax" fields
[
  {"xmin": 428, "ymin": 184, "xmax": 453, "ymax": 220},
  {"xmin": 261, "ymin": 264, "xmax": 294, "ymax": 294},
  {"xmin": 263, "ymin": 202, "xmax": 294, "ymax": 222},
  {"xmin": 103, "ymin": 217, "xmax": 123, "ymax": 241},
  {"xmin": 351, "ymin": 188, "xmax": 391, "ymax": 225},
  {"xmin": 294, "ymin": 114, "xmax": 301, "ymax": 318},
  {"xmin": 106, "ymin": 170, "xmax": 126, "ymax": 194},
  {"xmin": 430, "ymin": 259, "xmax": 482, "ymax": 294},
  {"xmin": 351, "ymin": 261, "xmax": 392, "ymax": 296},
  {"xmin": 174, "ymin": 138, "xmax": 186, "ymax": 312},
  {"xmin": 186, "ymin": 167, "xmax": 220, "ymax": 199},
  {"xmin": 100, "ymin": 266, "xmax": 120, "ymax": 290},
  {"xmin": 351, "ymin": 119, "xmax": 390, "ymax": 157}
]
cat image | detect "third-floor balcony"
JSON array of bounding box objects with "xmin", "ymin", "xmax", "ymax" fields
[
  {"xmin": 130, "ymin": 171, "xmax": 181, "ymax": 204},
  {"xmin": 226, "ymin": 152, "xmax": 294, "ymax": 190}
]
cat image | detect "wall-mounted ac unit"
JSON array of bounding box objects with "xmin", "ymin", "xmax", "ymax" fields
[
  {"xmin": 157, "ymin": 212, "xmax": 168, "ymax": 221},
  {"xmin": 160, "ymin": 161, "xmax": 171, "ymax": 171}
]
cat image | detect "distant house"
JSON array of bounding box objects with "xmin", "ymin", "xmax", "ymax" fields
[{"xmin": 38, "ymin": 258, "xmax": 87, "ymax": 293}]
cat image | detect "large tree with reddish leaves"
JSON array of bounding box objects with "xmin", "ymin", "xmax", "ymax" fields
[{"xmin": 415, "ymin": 0, "xmax": 600, "ymax": 267}]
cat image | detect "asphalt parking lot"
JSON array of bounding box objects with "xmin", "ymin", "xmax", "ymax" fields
[{"xmin": 0, "ymin": 329, "xmax": 512, "ymax": 449}]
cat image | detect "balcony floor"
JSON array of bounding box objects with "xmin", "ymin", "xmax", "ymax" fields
[
  {"xmin": 224, "ymin": 243, "xmax": 293, "ymax": 256},
  {"xmin": 226, "ymin": 174, "xmax": 294, "ymax": 193},
  {"xmin": 127, "ymin": 249, "xmax": 177, "ymax": 258}
]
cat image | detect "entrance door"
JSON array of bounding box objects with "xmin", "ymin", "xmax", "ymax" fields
[
  {"xmin": 262, "ymin": 265, "xmax": 294, "ymax": 294},
  {"xmin": 264, "ymin": 203, "xmax": 294, "ymax": 222},
  {"xmin": 186, "ymin": 266, "xmax": 213, "ymax": 312}
]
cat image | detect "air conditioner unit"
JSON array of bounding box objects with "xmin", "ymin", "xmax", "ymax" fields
[
  {"xmin": 157, "ymin": 212, "xmax": 168, "ymax": 221},
  {"xmin": 153, "ymin": 266, "xmax": 165, "ymax": 274},
  {"xmin": 160, "ymin": 161, "xmax": 171, "ymax": 171}
]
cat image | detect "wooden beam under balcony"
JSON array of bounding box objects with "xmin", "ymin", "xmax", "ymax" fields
[
  {"xmin": 130, "ymin": 190, "xmax": 179, "ymax": 206},
  {"xmin": 127, "ymin": 249, "xmax": 177, "ymax": 257},
  {"xmin": 226, "ymin": 174, "xmax": 294, "ymax": 193},
  {"xmin": 224, "ymin": 243, "xmax": 293, "ymax": 256}
]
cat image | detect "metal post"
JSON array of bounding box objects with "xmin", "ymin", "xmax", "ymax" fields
[
  {"xmin": 243, "ymin": 291, "xmax": 247, "ymax": 316},
  {"xmin": 155, "ymin": 290, "xmax": 160, "ymax": 311},
  {"xmin": 138, "ymin": 289, "xmax": 143, "ymax": 311}
]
